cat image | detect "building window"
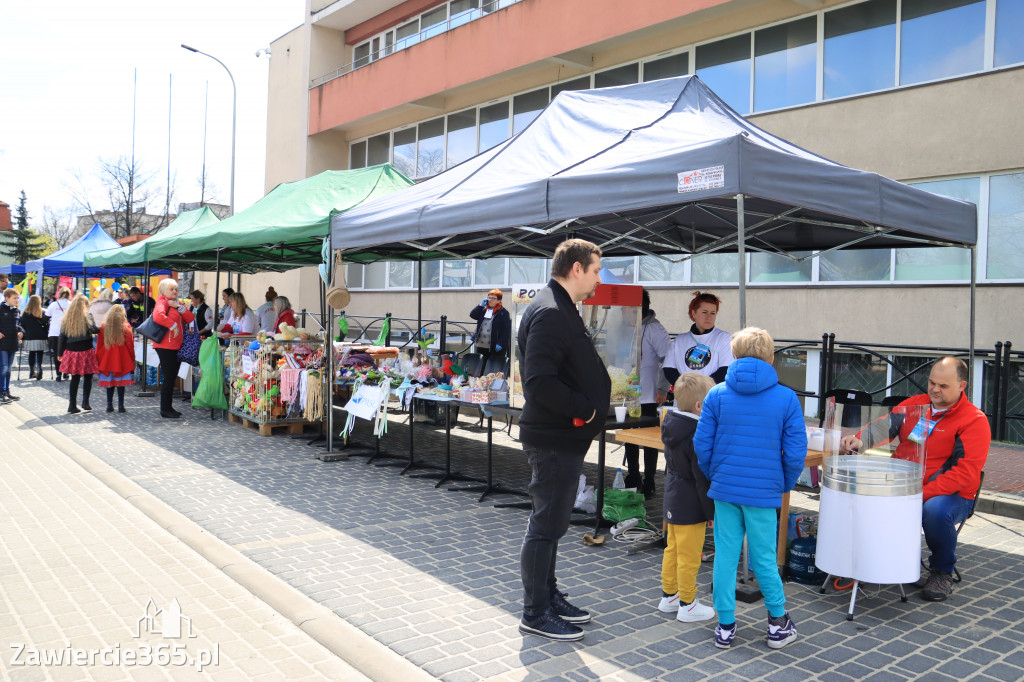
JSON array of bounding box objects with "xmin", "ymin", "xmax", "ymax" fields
[
  {"xmin": 754, "ymin": 17, "xmax": 816, "ymax": 112},
  {"xmin": 421, "ymin": 5, "xmax": 448, "ymax": 40},
  {"xmin": 899, "ymin": 0, "xmax": 985, "ymax": 86},
  {"xmin": 594, "ymin": 63, "xmax": 639, "ymax": 89},
  {"xmin": 443, "ymin": 259, "xmax": 472, "ymax": 287},
  {"xmin": 450, "ymin": 0, "xmax": 480, "ymax": 28},
  {"xmin": 349, "ymin": 140, "xmax": 367, "ymax": 169},
  {"xmin": 639, "ymin": 255, "xmax": 686, "ymax": 283},
  {"xmin": 446, "ymin": 109, "xmax": 477, "ymax": 168},
  {"xmin": 643, "ymin": 52, "xmax": 690, "ymax": 82},
  {"xmin": 750, "ymin": 252, "xmax": 812, "ymax": 282},
  {"xmin": 395, "ymin": 20, "xmax": 420, "ymax": 51},
  {"xmin": 995, "ymin": 0, "xmax": 1024, "ymax": 67},
  {"xmin": 600, "ymin": 256, "xmax": 636, "ymax": 284},
  {"xmin": 417, "ymin": 118, "xmax": 445, "ymax": 178},
  {"xmin": 987, "ymin": 172, "xmax": 1024, "ymax": 279},
  {"xmin": 824, "ymin": 0, "xmax": 896, "ymax": 99},
  {"xmin": 479, "ymin": 101, "xmax": 510, "ymax": 152},
  {"xmin": 346, "ymin": 263, "xmax": 364, "ymax": 288},
  {"xmin": 474, "ymin": 259, "xmax": 506, "ymax": 286},
  {"xmin": 510, "ymin": 258, "xmax": 548, "ymax": 283},
  {"xmin": 896, "ymin": 177, "xmax": 978, "ymax": 280},
  {"xmin": 392, "ymin": 128, "xmax": 416, "ymax": 179},
  {"xmin": 512, "ymin": 88, "xmax": 549, "ymax": 135},
  {"xmin": 696, "ymin": 34, "xmax": 751, "ymax": 114},
  {"xmin": 368, "ymin": 133, "xmax": 390, "ymax": 166},
  {"xmin": 552, "ymin": 76, "xmax": 591, "ymax": 98},
  {"xmin": 691, "ymin": 253, "xmax": 738, "ymax": 284},
  {"xmin": 818, "ymin": 249, "xmax": 891, "ymax": 282},
  {"xmin": 388, "ymin": 262, "xmax": 415, "ymax": 288},
  {"xmin": 364, "ymin": 261, "xmax": 387, "ymax": 289},
  {"xmin": 419, "ymin": 261, "xmax": 441, "ymax": 288}
]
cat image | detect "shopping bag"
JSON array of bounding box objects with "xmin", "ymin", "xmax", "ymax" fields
[
  {"xmin": 177, "ymin": 324, "xmax": 201, "ymax": 366},
  {"xmin": 192, "ymin": 336, "xmax": 228, "ymax": 410},
  {"xmin": 343, "ymin": 384, "xmax": 388, "ymax": 420},
  {"xmin": 136, "ymin": 315, "xmax": 167, "ymax": 343}
]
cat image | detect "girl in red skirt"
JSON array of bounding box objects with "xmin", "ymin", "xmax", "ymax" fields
[
  {"xmin": 96, "ymin": 304, "xmax": 135, "ymax": 413},
  {"xmin": 57, "ymin": 295, "xmax": 99, "ymax": 414}
]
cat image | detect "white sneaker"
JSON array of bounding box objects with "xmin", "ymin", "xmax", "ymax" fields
[
  {"xmin": 657, "ymin": 594, "xmax": 679, "ymax": 613},
  {"xmin": 677, "ymin": 598, "xmax": 715, "ymax": 623}
]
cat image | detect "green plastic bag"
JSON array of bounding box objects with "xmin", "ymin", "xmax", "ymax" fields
[
  {"xmin": 192, "ymin": 336, "xmax": 228, "ymax": 410},
  {"xmin": 602, "ymin": 488, "xmax": 648, "ymax": 526}
]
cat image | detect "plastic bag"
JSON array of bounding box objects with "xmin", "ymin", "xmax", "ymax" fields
[
  {"xmin": 192, "ymin": 336, "xmax": 228, "ymax": 410},
  {"xmin": 601, "ymin": 488, "xmax": 647, "ymax": 526},
  {"xmin": 573, "ymin": 474, "xmax": 597, "ymax": 514}
]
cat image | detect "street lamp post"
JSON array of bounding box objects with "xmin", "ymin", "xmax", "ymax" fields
[{"xmin": 181, "ymin": 44, "xmax": 236, "ymax": 216}]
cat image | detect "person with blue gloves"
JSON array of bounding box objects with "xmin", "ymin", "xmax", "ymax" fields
[{"xmin": 469, "ymin": 289, "xmax": 511, "ymax": 366}]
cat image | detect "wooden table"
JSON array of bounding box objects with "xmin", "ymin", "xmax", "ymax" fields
[{"xmin": 614, "ymin": 426, "xmax": 824, "ymax": 568}]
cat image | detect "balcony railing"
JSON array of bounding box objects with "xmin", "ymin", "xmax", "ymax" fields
[{"xmin": 310, "ymin": 0, "xmax": 523, "ymax": 88}]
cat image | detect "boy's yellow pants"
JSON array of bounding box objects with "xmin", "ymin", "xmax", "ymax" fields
[{"xmin": 661, "ymin": 522, "xmax": 705, "ymax": 603}]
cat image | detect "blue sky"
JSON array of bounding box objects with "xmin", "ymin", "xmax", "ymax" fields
[{"xmin": 0, "ymin": 0, "xmax": 304, "ymax": 223}]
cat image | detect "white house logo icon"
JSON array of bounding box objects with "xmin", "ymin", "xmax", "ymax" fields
[{"xmin": 134, "ymin": 598, "xmax": 196, "ymax": 639}]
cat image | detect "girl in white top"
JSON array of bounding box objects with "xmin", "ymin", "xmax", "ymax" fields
[
  {"xmin": 217, "ymin": 292, "xmax": 259, "ymax": 340},
  {"xmin": 45, "ymin": 287, "xmax": 73, "ymax": 338},
  {"xmin": 663, "ymin": 291, "xmax": 733, "ymax": 386}
]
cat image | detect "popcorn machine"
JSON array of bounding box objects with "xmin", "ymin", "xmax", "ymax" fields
[{"xmin": 509, "ymin": 282, "xmax": 643, "ymax": 413}]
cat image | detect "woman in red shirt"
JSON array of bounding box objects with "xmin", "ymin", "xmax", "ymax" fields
[
  {"xmin": 152, "ymin": 279, "xmax": 195, "ymax": 419},
  {"xmin": 96, "ymin": 304, "xmax": 135, "ymax": 413},
  {"xmin": 273, "ymin": 295, "xmax": 297, "ymax": 334}
]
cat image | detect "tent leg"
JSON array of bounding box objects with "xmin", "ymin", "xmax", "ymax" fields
[
  {"xmin": 737, "ymin": 193, "xmax": 746, "ymax": 329},
  {"xmin": 137, "ymin": 261, "xmax": 154, "ymax": 397},
  {"xmin": 969, "ymin": 245, "xmax": 976, "ymax": 388},
  {"xmin": 212, "ymin": 251, "xmax": 222, "ymax": 421}
]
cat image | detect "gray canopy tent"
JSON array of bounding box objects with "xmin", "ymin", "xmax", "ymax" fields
[{"xmin": 331, "ymin": 75, "xmax": 978, "ymax": 359}]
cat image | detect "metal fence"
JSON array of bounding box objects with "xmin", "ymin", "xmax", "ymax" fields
[{"xmin": 301, "ymin": 309, "xmax": 1024, "ymax": 444}]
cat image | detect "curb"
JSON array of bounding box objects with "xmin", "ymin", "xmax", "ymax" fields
[
  {"xmin": 8, "ymin": 403, "xmax": 435, "ymax": 682},
  {"xmin": 977, "ymin": 491, "xmax": 1024, "ymax": 521}
]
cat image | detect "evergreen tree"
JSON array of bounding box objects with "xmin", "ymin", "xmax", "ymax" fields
[{"xmin": 0, "ymin": 190, "xmax": 47, "ymax": 263}]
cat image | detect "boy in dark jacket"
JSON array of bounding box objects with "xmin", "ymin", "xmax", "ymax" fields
[
  {"xmin": 0, "ymin": 288, "xmax": 25, "ymax": 403},
  {"xmin": 658, "ymin": 372, "xmax": 716, "ymax": 623},
  {"xmin": 694, "ymin": 327, "xmax": 807, "ymax": 651}
]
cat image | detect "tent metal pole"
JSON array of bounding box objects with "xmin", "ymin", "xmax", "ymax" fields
[
  {"xmin": 969, "ymin": 245, "xmax": 976, "ymax": 388},
  {"xmin": 417, "ymin": 254, "xmax": 423, "ymax": 340},
  {"xmin": 137, "ymin": 260, "xmax": 155, "ymax": 397},
  {"xmin": 736, "ymin": 194, "xmax": 746, "ymax": 329},
  {"xmin": 326, "ymin": 233, "xmax": 335, "ymax": 457},
  {"xmin": 212, "ymin": 250, "xmax": 221, "ymax": 421}
]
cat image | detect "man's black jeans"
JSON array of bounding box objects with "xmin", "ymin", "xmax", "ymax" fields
[{"xmin": 520, "ymin": 445, "xmax": 586, "ymax": 618}]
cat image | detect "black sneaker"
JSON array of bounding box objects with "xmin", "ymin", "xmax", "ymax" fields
[
  {"xmin": 518, "ymin": 610, "xmax": 584, "ymax": 642},
  {"xmin": 921, "ymin": 570, "xmax": 955, "ymax": 602},
  {"xmin": 0, "ymin": 395, "xmax": 11, "ymax": 405},
  {"xmin": 5, "ymin": 392, "xmax": 20, "ymax": 401},
  {"xmin": 550, "ymin": 591, "xmax": 591, "ymax": 624}
]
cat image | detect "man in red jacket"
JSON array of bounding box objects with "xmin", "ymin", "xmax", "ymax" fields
[{"xmin": 841, "ymin": 356, "xmax": 989, "ymax": 602}]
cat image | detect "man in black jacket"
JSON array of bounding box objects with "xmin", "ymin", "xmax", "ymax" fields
[{"xmin": 517, "ymin": 238, "xmax": 610, "ymax": 642}]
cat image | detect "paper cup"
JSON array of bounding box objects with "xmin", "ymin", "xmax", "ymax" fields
[{"xmin": 614, "ymin": 406, "xmax": 628, "ymax": 422}]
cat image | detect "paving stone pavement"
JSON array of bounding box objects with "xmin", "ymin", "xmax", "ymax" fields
[
  {"xmin": 0, "ymin": 400, "xmax": 367, "ymax": 681},
  {"xmin": 4, "ymin": 376, "xmax": 1024, "ymax": 681}
]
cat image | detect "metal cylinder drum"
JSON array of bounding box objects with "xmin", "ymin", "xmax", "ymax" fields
[{"xmin": 815, "ymin": 456, "xmax": 923, "ymax": 584}]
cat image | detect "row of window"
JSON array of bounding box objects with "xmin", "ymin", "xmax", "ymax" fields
[
  {"xmin": 344, "ymin": 171, "xmax": 1024, "ymax": 288},
  {"xmin": 349, "ymin": 0, "xmax": 522, "ymax": 73},
  {"xmin": 349, "ymin": 0, "xmax": 1023, "ymax": 179}
]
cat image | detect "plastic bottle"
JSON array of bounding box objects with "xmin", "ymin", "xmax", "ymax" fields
[{"xmin": 612, "ymin": 468, "xmax": 625, "ymax": 490}]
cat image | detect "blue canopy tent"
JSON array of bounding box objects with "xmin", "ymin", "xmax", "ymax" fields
[
  {"xmin": 0, "ymin": 263, "xmax": 27, "ymax": 276},
  {"xmin": 25, "ymin": 223, "xmax": 167, "ymax": 279}
]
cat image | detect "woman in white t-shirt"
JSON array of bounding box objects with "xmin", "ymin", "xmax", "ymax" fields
[
  {"xmin": 663, "ymin": 291, "xmax": 733, "ymax": 387},
  {"xmin": 45, "ymin": 287, "xmax": 73, "ymax": 381},
  {"xmin": 217, "ymin": 292, "xmax": 258, "ymax": 342}
]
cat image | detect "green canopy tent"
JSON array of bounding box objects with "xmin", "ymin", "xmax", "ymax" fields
[
  {"xmin": 84, "ymin": 165, "xmax": 415, "ymax": 455},
  {"xmin": 85, "ymin": 165, "xmax": 415, "ymax": 274},
  {"xmin": 84, "ymin": 205, "xmax": 221, "ymax": 270}
]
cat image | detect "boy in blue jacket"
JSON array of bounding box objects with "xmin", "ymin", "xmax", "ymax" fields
[
  {"xmin": 694, "ymin": 327, "xmax": 807, "ymax": 650},
  {"xmin": 658, "ymin": 372, "xmax": 717, "ymax": 623}
]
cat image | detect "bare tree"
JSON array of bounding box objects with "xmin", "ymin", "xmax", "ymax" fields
[
  {"xmin": 196, "ymin": 167, "xmax": 219, "ymax": 206},
  {"xmin": 38, "ymin": 205, "xmax": 78, "ymax": 250},
  {"xmin": 68, "ymin": 155, "xmax": 175, "ymax": 240}
]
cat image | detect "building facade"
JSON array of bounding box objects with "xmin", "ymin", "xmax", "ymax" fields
[{"xmin": 259, "ymin": 0, "xmax": 1023, "ymax": 365}]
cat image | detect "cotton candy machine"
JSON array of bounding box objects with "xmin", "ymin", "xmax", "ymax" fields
[{"xmin": 815, "ymin": 399, "xmax": 927, "ymax": 619}]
